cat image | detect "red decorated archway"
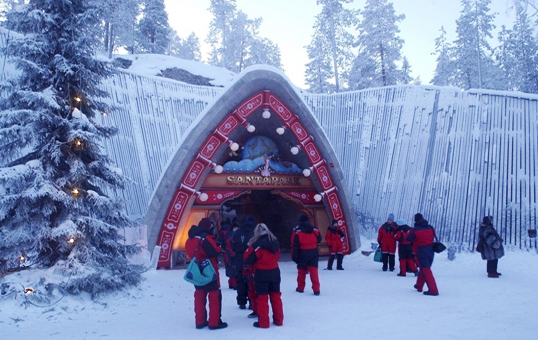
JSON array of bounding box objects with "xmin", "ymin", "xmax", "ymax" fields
[{"xmin": 155, "ymin": 90, "xmax": 350, "ymax": 268}]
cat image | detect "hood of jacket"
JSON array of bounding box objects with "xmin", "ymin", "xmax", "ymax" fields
[
  {"xmin": 299, "ymin": 221, "xmax": 315, "ymax": 233},
  {"xmin": 414, "ymin": 217, "xmax": 429, "ymax": 229},
  {"xmin": 254, "ymin": 234, "xmax": 280, "ymax": 253},
  {"xmin": 188, "ymin": 225, "xmax": 209, "ymax": 239}
]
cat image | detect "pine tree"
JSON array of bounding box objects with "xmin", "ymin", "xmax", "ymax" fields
[
  {"xmin": 244, "ymin": 37, "xmax": 282, "ymax": 70},
  {"xmin": 349, "ymin": 0, "xmax": 409, "ymax": 90},
  {"xmin": 136, "ymin": 0, "xmax": 171, "ymax": 54},
  {"xmin": 167, "ymin": 32, "xmax": 202, "ymax": 61},
  {"xmin": 0, "ymin": 0, "xmax": 142, "ymax": 297},
  {"xmin": 399, "ymin": 57, "xmax": 414, "ymax": 84},
  {"xmin": 207, "ymin": 1, "xmax": 281, "ymax": 72},
  {"xmin": 495, "ymin": 5, "xmax": 538, "ymax": 93},
  {"xmin": 431, "ymin": 27, "xmax": 455, "ymax": 86},
  {"xmin": 305, "ymin": 34, "xmax": 336, "ymax": 93},
  {"xmin": 97, "ymin": 0, "xmax": 141, "ymax": 57},
  {"xmin": 305, "ymin": 0, "xmax": 358, "ymax": 93},
  {"xmin": 452, "ymin": 0, "xmax": 501, "ymax": 90},
  {"xmin": 207, "ymin": 0, "xmax": 237, "ymax": 70},
  {"xmin": 228, "ymin": 10, "xmax": 261, "ymax": 72},
  {"xmin": 509, "ymin": 0, "xmax": 538, "ymax": 18}
]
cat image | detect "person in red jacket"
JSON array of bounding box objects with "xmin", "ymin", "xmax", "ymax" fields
[
  {"xmin": 292, "ymin": 214, "xmax": 322, "ymax": 295},
  {"xmin": 244, "ymin": 223, "xmax": 284, "ymax": 328},
  {"xmin": 394, "ymin": 219, "xmax": 418, "ymax": 277},
  {"xmin": 406, "ymin": 213, "xmax": 439, "ymax": 296},
  {"xmin": 325, "ymin": 219, "xmax": 345, "ymax": 270},
  {"xmin": 377, "ymin": 214, "xmax": 398, "ymax": 271},
  {"xmin": 185, "ymin": 218, "xmax": 228, "ymax": 330}
]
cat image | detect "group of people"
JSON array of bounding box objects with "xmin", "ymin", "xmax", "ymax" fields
[
  {"xmin": 377, "ymin": 212, "xmax": 439, "ymax": 296},
  {"xmin": 184, "ymin": 213, "xmax": 344, "ymax": 330},
  {"xmin": 185, "ymin": 215, "xmax": 285, "ymax": 330},
  {"xmin": 377, "ymin": 212, "xmax": 505, "ymax": 297},
  {"xmin": 184, "ymin": 211, "xmax": 504, "ymax": 329}
]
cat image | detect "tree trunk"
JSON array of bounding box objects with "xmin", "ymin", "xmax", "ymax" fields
[
  {"xmin": 379, "ymin": 43, "xmax": 387, "ymax": 86},
  {"xmin": 330, "ymin": 19, "xmax": 340, "ymax": 92}
]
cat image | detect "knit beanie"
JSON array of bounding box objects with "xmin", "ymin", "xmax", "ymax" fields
[
  {"xmin": 387, "ymin": 213, "xmax": 395, "ymax": 221},
  {"xmin": 414, "ymin": 213, "xmax": 423, "ymax": 222},
  {"xmin": 396, "ymin": 219, "xmax": 406, "ymax": 226},
  {"xmin": 299, "ymin": 214, "xmax": 309, "ymax": 223}
]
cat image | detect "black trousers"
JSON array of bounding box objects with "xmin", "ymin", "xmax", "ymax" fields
[
  {"xmin": 382, "ymin": 253, "xmax": 395, "ymax": 271},
  {"xmin": 486, "ymin": 259, "xmax": 498, "ymax": 274}
]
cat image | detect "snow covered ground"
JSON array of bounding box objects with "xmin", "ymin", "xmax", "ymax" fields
[{"xmin": 2, "ymin": 239, "xmax": 536, "ymax": 340}]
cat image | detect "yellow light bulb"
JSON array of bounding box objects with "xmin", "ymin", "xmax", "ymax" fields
[{"xmin": 72, "ymin": 188, "xmax": 79, "ymax": 195}]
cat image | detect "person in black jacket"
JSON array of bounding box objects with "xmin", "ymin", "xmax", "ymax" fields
[
  {"xmin": 477, "ymin": 216, "xmax": 504, "ymax": 278},
  {"xmin": 232, "ymin": 215, "xmax": 257, "ymax": 309}
]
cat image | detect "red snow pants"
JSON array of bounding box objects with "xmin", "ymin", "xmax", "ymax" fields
[
  {"xmin": 415, "ymin": 267, "xmax": 438, "ymax": 294},
  {"xmin": 194, "ymin": 289, "xmax": 221, "ymax": 328},
  {"xmin": 296, "ymin": 267, "xmax": 320, "ymax": 293},
  {"xmin": 256, "ymin": 292, "xmax": 284, "ymax": 328}
]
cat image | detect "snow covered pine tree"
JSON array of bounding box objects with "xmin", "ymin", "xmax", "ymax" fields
[{"xmin": 0, "ymin": 0, "xmax": 142, "ymax": 297}]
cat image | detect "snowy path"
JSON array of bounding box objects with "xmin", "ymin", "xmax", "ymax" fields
[{"xmin": 2, "ymin": 247, "xmax": 536, "ymax": 340}]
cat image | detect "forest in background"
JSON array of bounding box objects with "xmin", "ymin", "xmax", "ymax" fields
[{"xmin": 2, "ymin": 0, "xmax": 538, "ymax": 94}]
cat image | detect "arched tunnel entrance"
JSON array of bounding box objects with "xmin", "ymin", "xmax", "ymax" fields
[
  {"xmin": 148, "ymin": 84, "xmax": 358, "ymax": 269},
  {"xmin": 221, "ymin": 190, "xmax": 313, "ymax": 251},
  {"xmin": 170, "ymin": 176, "xmax": 334, "ymax": 261}
]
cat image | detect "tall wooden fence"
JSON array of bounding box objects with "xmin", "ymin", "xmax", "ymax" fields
[{"xmin": 304, "ymin": 87, "xmax": 538, "ymax": 250}]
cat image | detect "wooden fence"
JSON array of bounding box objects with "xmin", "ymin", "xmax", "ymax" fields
[{"xmin": 304, "ymin": 87, "xmax": 538, "ymax": 250}]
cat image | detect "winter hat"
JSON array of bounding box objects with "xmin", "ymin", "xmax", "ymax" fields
[
  {"xmin": 198, "ymin": 218, "xmax": 213, "ymax": 230},
  {"xmin": 332, "ymin": 219, "xmax": 338, "ymax": 225},
  {"xmin": 483, "ymin": 216, "xmax": 493, "ymax": 224},
  {"xmin": 414, "ymin": 213, "xmax": 423, "ymax": 222},
  {"xmin": 299, "ymin": 214, "xmax": 309, "ymax": 223},
  {"xmin": 396, "ymin": 219, "xmax": 406, "ymax": 226},
  {"xmin": 387, "ymin": 213, "xmax": 395, "ymax": 221}
]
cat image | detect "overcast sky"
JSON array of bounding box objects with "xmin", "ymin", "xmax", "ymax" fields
[{"xmin": 164, "ymin": 0, "xmax": 516, "ymax": 88}]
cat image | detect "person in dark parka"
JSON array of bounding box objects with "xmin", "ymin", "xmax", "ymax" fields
[
  {"xmin": 244, "ymin": 223, "xmax": 284, "ymax": 328},
  {"xmin": 292, "ymin": 214, "xmax": 322, "ymax": 295},
  {"xmin": 232, "ymin": 215, "xmax": 257, "ymax": 309},
  {"xmin": 406, "ymin": 213, "xmax": 439, "ymax": 296},
  {"xmin": 477, "ymin": 216, "xmax": 504, "ymax": 278},
  {"xmin": 184, "ymin": 218, "xmax": 228, "ymax": 330}
]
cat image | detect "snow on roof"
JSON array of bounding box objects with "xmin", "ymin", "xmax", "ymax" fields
[{"xmin": 112, "ymin": 53, "xmax": 236, "ymax": 87}]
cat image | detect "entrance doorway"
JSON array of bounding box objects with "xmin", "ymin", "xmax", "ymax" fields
[{"xmin": 222, "ymin": 190, "xmax": 306, "ymax": 251}]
